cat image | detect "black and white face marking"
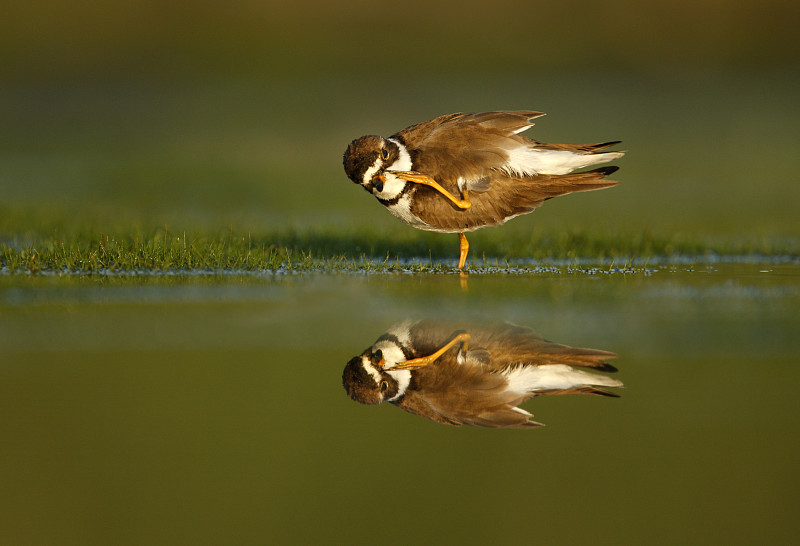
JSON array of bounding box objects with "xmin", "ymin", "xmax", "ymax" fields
[
  {"xmin": 342, "ymin": 322, "xmax": 417, "ymax": 405},
  {"xmin": 342, "ymin": 352, "xmax": 391, "ymax": 405},
  {"xmin": 361, "ymin": 153, "xmax": 385, "ymax": 192},
  {"xmin": 355, "ymin": 352, "xmax": 412, "ymax": 404},
  {"xmin": 371, "ymin": 138, "xmax": 424, "ymax": 228},
  {"xmin": 342, "ymin": 134, "xmax": 433, "ymax": 230},
  {"xmin": 379, "ymin": 138, "xmax": 412, "ymax": 196},
  {"xmin": 342, "ymin": 135, "xmax": 383, "ymax": 191},
  {"xmin": 360, "ymin": 138, "xmax": 412, "ymax": 195},
  {"xmin": 368, "ymin": 321, "xmax": 415, "ymax": 402},
  {"xmin": 342, "ymin": 136, "xmax": 413, "ymax": 196}
]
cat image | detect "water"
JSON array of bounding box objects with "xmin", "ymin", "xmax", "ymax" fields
[{"xmin": 2, "ymin": 264, "xmax": 798, "ymax": 544}]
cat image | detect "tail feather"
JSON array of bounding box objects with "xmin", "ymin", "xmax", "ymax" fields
[
  {"xmin": 535, "ymin": 385, "xmax": 622, "ymax": 398},
  {"xmin": 586, "ymin": 140, "xmax": 623, "ymax": 153},
  {"xmin": 535, "ymin": 344, "xmax": 619, "ymax": 371},
  {"xmin": 534, "ymin": 166, "xmax": 621, "ymax": 200},
  {"xmin": 533, "ymin": 140, "xmax": 623, "ymax": 154}
]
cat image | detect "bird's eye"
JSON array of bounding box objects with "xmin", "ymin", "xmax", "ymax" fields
[
  {"xmin": 381, "ymin": 148, "xmax": 389, "ymax": 160},
  {"xmin": 380, "ymin": 381, "xmax": 388, "ymax": 393}
]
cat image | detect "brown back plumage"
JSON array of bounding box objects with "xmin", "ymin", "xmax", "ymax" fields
[
  {"xmin": 406, "ymin": 321, "xmax": 617, "ymax": 372},
  {"xmin": 395, "ymin": 352, "xmax": 545, "ymax": 428},
  {"xmin": 409, "ymin": 166, "xmax": 620, "ymax": 232},
  {"xmin": 393, "ymin": 111, "xmax": 545, "ymax": 186},
  {"xmin": 390, "ymin": 321, "xmax": 620, "ymax": 427}
]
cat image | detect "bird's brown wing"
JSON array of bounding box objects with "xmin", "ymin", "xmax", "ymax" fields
[
  {"xmin": 394, "ymin": 111, "xmax": 544, "ymax": 146},
  {"xmin": 393, "ymin": 352, "xmax": 542, "ymax": 428},
  {"xmin": 407, "ymin": 320, "xmax": 618, "ymax": 373},
  {"xmin": 392, "ymin": 111, "xmax": 545, "ymax": 191},
  {"xmin": 472, "ymin": 322, "xmax": 619, "ymax": 372},
  {"xmin": 409, "ymin": 167, "xmax": 620, "ymax": 232}
]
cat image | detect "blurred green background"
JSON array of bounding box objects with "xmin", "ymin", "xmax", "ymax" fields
[
  {"xmin": 2, "ymin": 0, "xmax": 797, "ymax": 79},
  {"xmin": 2, "ymin": 0, "xmax": 799, "ymax": 252}
]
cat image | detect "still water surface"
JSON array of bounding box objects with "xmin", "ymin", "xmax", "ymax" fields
[{"xmin": 1, "ymin": 264, "xmax": 798, "ymax": 544}]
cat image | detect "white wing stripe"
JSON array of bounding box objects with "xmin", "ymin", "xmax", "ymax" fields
[
  {"xmin": 503, "ymin": 364, "xmax": 623, "ymax": 395},
  {"xmin": 503, "ymin": 147, "xmax": 624, "ymax": 176}
]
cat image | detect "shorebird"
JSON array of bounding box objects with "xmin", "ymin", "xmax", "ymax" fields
[
  {"xmin": 343, "ymin": 111, "xmax": 624, "ymax": 268},
  {"xmin": 342, "ymin": 320, "xmax": 623, "ymax": 428}
]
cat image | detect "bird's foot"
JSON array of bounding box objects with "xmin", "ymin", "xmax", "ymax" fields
[
  {"xmin": 392, "ymin": 331, "xmax": 472, "ymax": 370},
  {"xmin": 389, "ymin": 170, "xmax": 471, "ymax": 210}
]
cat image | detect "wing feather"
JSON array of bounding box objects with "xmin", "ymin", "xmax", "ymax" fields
[
  {"xmin": 388, "ymin": 321, "xmax": 621, "ymax": 427},
  {"xmin": 391, "ymin": 111, "xmax": 623, "ymax": 185},
  {"xmin": 409, "ymin": 167, "xmax": 620, "ymax": 232}
]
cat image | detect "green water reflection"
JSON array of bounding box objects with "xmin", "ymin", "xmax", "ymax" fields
[{"xmin": 1, "ymin": 266, "xmax": 799, "ymax": 544}]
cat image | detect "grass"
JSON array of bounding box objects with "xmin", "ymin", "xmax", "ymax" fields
[{"xmin": 2, "ymin": 225, "xmax": 797, "ymax": 276}]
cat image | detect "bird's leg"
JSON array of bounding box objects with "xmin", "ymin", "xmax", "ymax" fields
[
  {"xmin": 389, "ymin": 171, "xmax": 471, "ymax": 209},
  {"xmin": 457, "ymin": 232, "xmax": 469, "ymax": 270},
  {"xmin": 392, "ymin": 332, "xmax": 471, "ymax": 370},
  {"xmin": 459, "ymin": 272, "xmax": 469, "ymax": 291}
]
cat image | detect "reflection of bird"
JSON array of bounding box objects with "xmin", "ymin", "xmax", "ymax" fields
[
  {"xmin": 342, "ymin": 111, "xmax": 624, "ymax": 268},
  {"xmin": 342, "ymin": 320, "xmax": 623, "ymax": 428}
]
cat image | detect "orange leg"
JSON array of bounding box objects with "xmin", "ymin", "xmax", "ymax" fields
[
  {"xmin": 457, "ymin": 233, "xmax": 469, "ymax": 270},
  {"xmin": 389, "ymin": 170, "xmax": 471, "ymax": 209},
  {"xmin": 393, "ymin": 332, "xmax": 472, "ymax": 370}
]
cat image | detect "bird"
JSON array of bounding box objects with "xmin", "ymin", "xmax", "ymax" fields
[
  {"xmin": 342, "ymin": 319, "xmax": 623, "ymax": 428},
  {"xmin": 342, "ymin": 111, "xmax": 624, "ymax": 269}
]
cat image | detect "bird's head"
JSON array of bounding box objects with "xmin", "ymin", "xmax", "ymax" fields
[
  {"xmin": 342, "ymin": 348, "xmax": 403, "ymax": 405},
  {"xmin": 342, "ymin": 135, "xmax": 402, "ymax": 193}
]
